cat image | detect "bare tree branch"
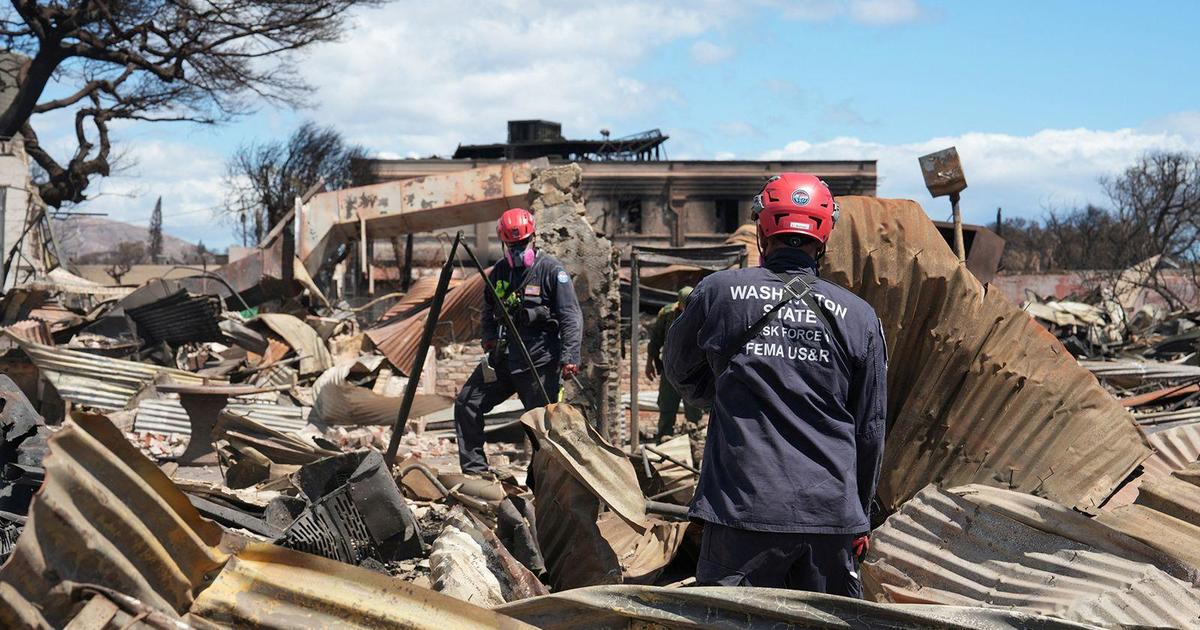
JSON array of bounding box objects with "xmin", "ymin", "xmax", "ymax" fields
[{"xmin": 0, "ymin": 0, "xmax": 386, "ymax": 207}]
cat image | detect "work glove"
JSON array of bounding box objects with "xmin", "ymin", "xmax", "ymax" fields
[
  {"xmin": 645, "ymin": 358, "xmax": 657, "ymax": 381},
  {"xmin": 852, "ymin": 535, "xmax": 870, "ymax": 560},
  {"xmin": 561, "ymin": 363, "xmax": 580, "ymax": 379}
]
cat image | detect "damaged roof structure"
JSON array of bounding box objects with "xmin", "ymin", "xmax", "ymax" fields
[{"xmin": 0, "ymin": 160, "xmax": 1195, "ymax": 629}]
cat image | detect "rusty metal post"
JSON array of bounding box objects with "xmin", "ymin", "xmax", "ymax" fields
[
  {"xmin": 950, "ymin": 192, "xmax": 965, "ymax": 262},
  {"xmin": 385, "ymin": 232, "xmax": 462, "ymax": 467},
  {"xmin": 629, "ymin": 251, "xmax": 640, "ymax": 452},
  {"xmin": 402, "ymin": 233, "xmax": 415, "ymax": 291}
]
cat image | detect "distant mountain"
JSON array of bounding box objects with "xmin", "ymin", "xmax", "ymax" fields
[{"xmin": 52, "ymin": 216, "xmax": 200, "ymax": 262}]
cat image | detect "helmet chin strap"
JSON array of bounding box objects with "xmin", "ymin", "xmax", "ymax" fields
[{"xmin": 755, "ymin": 224, "xmax": 767, "ymax": 266}]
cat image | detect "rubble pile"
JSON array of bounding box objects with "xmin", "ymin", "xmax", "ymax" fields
[{"xmin": 0, "ymin": 169, "xmax": 1194, "ymax": 628}]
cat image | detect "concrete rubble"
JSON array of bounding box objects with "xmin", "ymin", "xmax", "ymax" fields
[{"xmin": 0, "ymin": 163, "xmax": 1194, "ymax": 629}]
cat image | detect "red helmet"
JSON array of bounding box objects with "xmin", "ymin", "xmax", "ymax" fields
[
  {"xmin": 751, "ymin": 173, "xmax": 839, "ymax": 244},
  {"xmin": 497, "ymin": 208, "xmax": 535, "ymax": 244}
]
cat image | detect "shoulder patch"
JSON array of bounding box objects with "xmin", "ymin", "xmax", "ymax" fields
[{"xmin": 556, "ymin": 270, "xmax": 570, "ymax": 284}]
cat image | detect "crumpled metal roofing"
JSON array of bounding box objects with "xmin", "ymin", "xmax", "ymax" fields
[
  {"xmin": 2, "ymin": 320, "xmax": 52, "ymax": 345},
  {"xmin": 188, "ymin": 544, "xmax": 532, "ymax": 629},
  {"xmin": 124, "ymin": 287, "xmax": 224, "ymax": 346},
  {"xmin": 376, "ymin": 275, "xmax": 451, "ymax": 322},
  {"xmin": 522, "ymin": 404, "xmax": 646, "ymax": 529},
  {"xmin": 1098, "ymin": 504, "xmax": 1200, "ymax": 573},
  {"xmin": 0, "ymin": 414, "xmax": 532, "ymax": 629},
  {"xmin": 1134, "ymin": 470, "xmax": 1200, "ymax": 528},
  {"xmin": 0, "ymin": 414, "xmax": 229, "ymax": 627},
  {"xmin": 255, "ymin": 312, "xmax": 333, "ymax": 375},
  {"xmin": 1082, "ymin": 359, "xmax": 1200, "ymax": 383},
  {"xmin": 11, "ymin": 337, "xmax": 217, "ymax": 411},
  {"xmin": 862, "ymin": 484, "xmax": 1200, "ymax": 628},
  {"xmin": 1143, "ymin": 422, "xmax": 1200, "ymax": 478},
  {"xmin": 133, "ymin": 397, "xmax": 307, "ymax": 435},
  {"xmin": 368, "ymin": 272, "xmax": 486, "ymax": 375},
  {"xmin": 820, "ymin": 197, "xmax": 1149, "ymax": 512},
  {"xmin": 497, "ymin": 584, "xmax": 1099, "ymax": 630}
]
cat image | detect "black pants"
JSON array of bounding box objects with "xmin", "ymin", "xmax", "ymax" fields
[
  {"xmin": 695, "ymin": 522, "xmax": 863, "ymax": 597},
  {"xmin": 453, "ymin": 362, "xmax": 560, "ymax": 474},
  {"xmin": 655, "ymin": 377, "xmax": 703, "ymax": 440}
]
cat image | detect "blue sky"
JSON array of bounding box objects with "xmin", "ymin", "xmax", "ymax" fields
[{"xmin": 39, "ymin": 0, "xmax": 1200, "ymax": 248}]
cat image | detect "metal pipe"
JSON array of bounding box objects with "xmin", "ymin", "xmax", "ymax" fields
[
  {"xmin": 645, "ymin": 500, "xmax": 689, "ymax": 520},
  {"xmin": 644, "ymin": 444, "xmax": 701, "ymax": 475},
  {"xmin": 950, "ymin": 192, "xmax": 966, "ymax": 262},
  {"xmin": 385, "ymin": 233, "xmax": 462, "ymax": 466},
  {"xmin": 630, "ymin": 250, "xmax": 640, "ymax": 451},
  {"xmin": 397, "ymin": 461, "xmax": 452, "ymax": 496},
  {"xmin": 458, "ymin": 239, "xmax": 551, "ymax": 406},
  {"xmin": 648, "ymin": 481, "xmax": 697, "ymax": 501},
  {"xmin": 161, "ymin": 266, "xmax": 252, "ymax": 312}
]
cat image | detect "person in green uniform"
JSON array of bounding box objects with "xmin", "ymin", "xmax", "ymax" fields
[{"xmin": 646, "ymin": 285, "xmax": 703, "ymax": 440}]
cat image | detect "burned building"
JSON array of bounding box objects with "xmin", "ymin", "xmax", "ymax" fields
[{"xmin": 355, "ymin": 120, "xmax": 877, "ymax": 257}]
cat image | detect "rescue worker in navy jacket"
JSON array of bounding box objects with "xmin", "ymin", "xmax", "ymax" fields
[
  {"xmin": 454, "ymin": 208, "xmax": 584, "ymax": 474},
  {"xmin": 664, "ymin": 173, "xmax": 886, "ymax": 595}
]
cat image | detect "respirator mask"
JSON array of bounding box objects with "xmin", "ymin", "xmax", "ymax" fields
[{"xmin": 505, "ymin": 241, "xmax": 535, "ymax": 267}]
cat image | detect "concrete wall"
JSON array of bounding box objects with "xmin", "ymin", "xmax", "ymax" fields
[{"xmin": 0, "ymin": 137, "xmax": 31, "ymax": 289}]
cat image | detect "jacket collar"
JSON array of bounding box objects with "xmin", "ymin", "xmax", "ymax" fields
[{"xmin": 763, "ymin": 248, "xmax": 819, "ymax": 275}]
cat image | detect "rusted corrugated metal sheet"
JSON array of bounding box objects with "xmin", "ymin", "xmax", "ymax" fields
[
  {"xmin": 862, "ymin": 484, "xmax": 1200, "ymax": 628},
  {"xmin": 821, "ymin": 197, "xmax": 1149, "ymax": 513},
  {"xmin": 0, "ymin": 415, "xmax": 229, "ymax": 627},
  {"xmin": 11, "ymin": 337, "xmax": 216, "ymax": 411},
  {"xmin": 134, "ymin": 397, "xmax": 307, "ymax": 435},
  {"xmin": 255, "ymin": 313, "xmax": 333, "ymax": 375},
  {"xmin": 376, "ymin": 275, "xmax": 450, "ymax": 322},
  {"xmin": 1134, "ymin": 471, "xmax": 1200, "ymax": 528},
  {"xmin": 0, "ymin": 414, "xmax": 534, "ymax": 629},
  {"xmin": 1098, "ymin": 504, "xmax": 1200, "ymax": 573},
  {"xmin": 497, "ymin": 585, "xmax": 1098, "ymax": 630},
  {"xmin": 3, "ymin": 320, "xmax": 52, "ymax": 345},
  {"xmin": 1082, "ymin": 359, "xmax": 1200, "ymax": 383},
  {"xmin": 367, "ymin": 272, "xmax": 486, "ymax": 375},
  {"xmin": 124, "ymin": 289, "xmax": 224, "ymax": 346},
  {"xmin": 188, "ymin": 544, "xmax": 531, "ymax": 629},
  {"xmin": 1143, "ymin": 423, "xmax": 1200, "ymax": 478}
]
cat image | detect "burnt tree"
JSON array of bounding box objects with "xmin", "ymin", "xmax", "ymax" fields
[
  {"xmin": 0, "ymin": 0, "xmax": 383, "ymax": 208},
  {"xmin": 225, "ymin": 121, "xmax": 365, "ymax": 245}
]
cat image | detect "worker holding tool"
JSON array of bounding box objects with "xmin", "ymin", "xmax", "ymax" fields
[
  {"xmin": 646, "ymin": 285, "xmax": 703, "ymax": 441},
  {"xmin": 664, "ymin": 173, "xmax": 886, "ymax": 595},
  {"xmin": 453, "ymin": 208, "xmax": 584, "ymax": 475}
]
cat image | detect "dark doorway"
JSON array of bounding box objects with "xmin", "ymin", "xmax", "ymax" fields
[
  {"xmin": 618, "ymin": 198, "xmax": 644, "ymax": 233},
  {"xmin": 715, "ymin": 199, "xmax": 740, "ymax": 233}
]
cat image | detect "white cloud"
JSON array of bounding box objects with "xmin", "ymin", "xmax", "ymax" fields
[
  {"xmin": 70, "ymin": 139, "xmax": 232, "ymax": 247},
  {"xmin": 690, "ymin": 41, "xmax": 735, "ymax": 64},
  {"xmin": 303, "ymin": 1, "xmax": 734, "ymax": 156},
  {"xmin": 848, "ymin": 0, "xmax": 925, "ymax": 25},
  {"xmin": 759, "ymin": 0, "xmax": 928, "ymax": 24},
  {"xmin": 761, "ymin": 126, "xmax": 1200, "ymax": 223}
]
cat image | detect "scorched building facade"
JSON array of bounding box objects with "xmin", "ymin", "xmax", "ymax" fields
[{"xmin": 354, "ymin": 120, "xmax": 877, "ymax": 256}]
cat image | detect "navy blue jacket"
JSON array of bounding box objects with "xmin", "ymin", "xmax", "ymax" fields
[
  {"xmin": 664, "ymin": 248, "xmax": 886, "ymax": 534},
  {"xmin": 482, "ymin": 252, "xmax": 583, "ymax": 373}
]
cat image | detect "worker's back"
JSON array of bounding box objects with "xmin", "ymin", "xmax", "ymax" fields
[{"xmin": 664, "ymin": 247, "xmax": 887, "ymax": 535}]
